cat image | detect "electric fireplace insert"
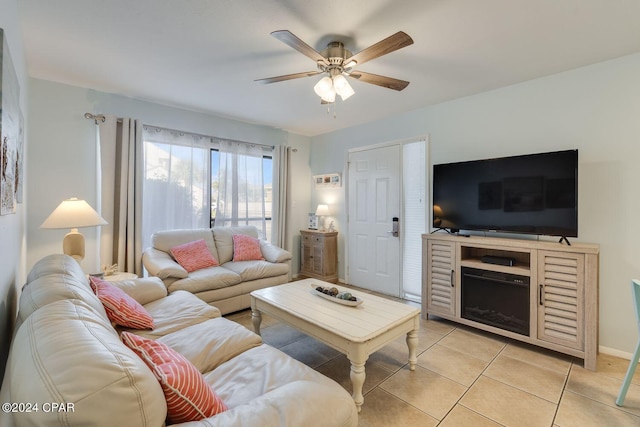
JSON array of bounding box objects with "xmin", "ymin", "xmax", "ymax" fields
[{"xmin": 461, "ymin": 267, "xmax": 530, "ymax": 336}]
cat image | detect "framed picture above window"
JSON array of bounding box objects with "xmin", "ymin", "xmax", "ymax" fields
[{"xmin": 313, "ymin": 173, "xmax": 341, "ymax": 189}]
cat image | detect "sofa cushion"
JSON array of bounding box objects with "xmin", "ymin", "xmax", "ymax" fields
[
  {"xmin": 171, "ymin": 239, "xmax": 219, "ymax": 272},
  {"xmin": 19, "ymin": 273, "xmax": 109, "ymax": 325},
  {"xmin": 158, "ymin": 317, "xmax": 262, "ymax": 373},
  {"xmin": 213, "ymin": 226, "xmax": 259, "ymax": 264},
  {"xmin": 232, "ymin": 234, "xmax": 264, "ymax": 262},
  {"xmin": 222, "ymin": 260, "xmax": 291, "ymax": 282},
  {"xmin": 90, "ymin": 277, "xmax": 155, "ymax": 329},
  {"xmin": 129, "ymin": 290, "xmax": 221, "ymax": 339},
  {"xmin": 203, "ymin": 344, "xmax": 358, "ymax": 425},
  {"xmin": 9, "ymin": 299, "xmax": 167, "ymax": 427},
  {"xmin": 152, "ymin": 228, "xmax": 219, "ymax": 265},
  {"xmin": 167, "ymin": 266, "xmax": 242, "ymax": 294},
  {"xmin": 122, "ymin": 332, "xmax": 227, "ymax": 423}
]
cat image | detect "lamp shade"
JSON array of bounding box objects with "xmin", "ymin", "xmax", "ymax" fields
[
  {"xmin": 315, "ymin": 204, "xmax": 330, "ymax": 216},
  {"xmin": 332, "ymin": 74, "xmax": 355, "ymax": 101},
  {"xmin": 41, "ymin": 198, "xmax": 107, "ymax": 229},
  {"xmin": 314, "ymin": 76, "xmax": 336, "ymax": 103},
  {"xmin": 314, "ymin": 76, "xmax": 333, "ymax": 97}
]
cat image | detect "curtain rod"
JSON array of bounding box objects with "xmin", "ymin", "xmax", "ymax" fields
[
  {"xmin": 86, "ymin": 115, "xmax": 280, "ymax": 151},
  {"xmin": 84, "ymin": 112, "xmax": 105, "ymax": 124},
  {"xmin": 144, "ymin": 124, "xmax": 275, "ymax": 150},
  {"xmin": 84, "ymin": 113, "xmax": 124, "ymax": 124}
]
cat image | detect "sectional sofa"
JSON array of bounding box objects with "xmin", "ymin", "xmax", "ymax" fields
[{"xmin": 1, "ymin": 254, "xmax": 358, "ymax": 427}]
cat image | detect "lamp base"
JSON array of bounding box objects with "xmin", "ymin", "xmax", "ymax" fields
[
  {"xmin": 62, "ymin": 229, "xmax": 85, "ymax": 261},
  {"xmin": 318, "ymin": 216, "xmax": 325, "ymax": 232}
]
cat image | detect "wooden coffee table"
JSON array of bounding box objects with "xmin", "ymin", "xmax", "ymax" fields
[{"xmin": 250, "ymin": 279, "xmax": 420, "ymax": 412}]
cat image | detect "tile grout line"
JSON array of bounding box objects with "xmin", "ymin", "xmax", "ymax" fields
[
  {"xmin": 551, "ymin": 360, "xmax": 574, "ymax": 426},
  {"xmin": 437, "ymin": 334, "xmax": 511, "ymax": 426}
]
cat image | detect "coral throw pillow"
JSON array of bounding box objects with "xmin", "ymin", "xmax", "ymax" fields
[
  {"xmin": 170, "ymin": 239, "xmax": 219, "ymax": 272},
  {"xmin": 121, "ymin": 332, "xmax": 227, "ymax": 423},
  {"xmin": 232, "ymin": 234, "xmax": 264, "ymax": 262},
  {"xmin": 89, "ymin": 276, "xmax": 154, "ymax": 329}
]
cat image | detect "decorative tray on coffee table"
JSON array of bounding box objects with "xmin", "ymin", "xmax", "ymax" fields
[{"xmin": 310, "ymin": 284, "xmax": 363, "ymax": 307}]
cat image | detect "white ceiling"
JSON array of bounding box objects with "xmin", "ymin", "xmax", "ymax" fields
[{"xmin": 18, "ymin": 0, "xmax": 640, "ymax": 136}]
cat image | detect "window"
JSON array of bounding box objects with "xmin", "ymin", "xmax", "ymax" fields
[
  {"xmin": 142, "ymin": 126, "xmax": 273, "ymax": 250},
  {"xmin": 210, "ymin": 149, "xmax": 273, "ymax": 240}
]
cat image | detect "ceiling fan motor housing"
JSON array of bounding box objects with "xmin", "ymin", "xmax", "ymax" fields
[{"xmin": 319, "ymin": 41, "xmax": 353, "ymax": 74}]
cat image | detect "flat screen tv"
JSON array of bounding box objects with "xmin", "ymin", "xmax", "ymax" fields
[{"xmin": 432, "ymin": 149, "xmax": 578, "ymax": 238}]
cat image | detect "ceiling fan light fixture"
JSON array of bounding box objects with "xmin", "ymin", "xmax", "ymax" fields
[
  {"xmin": 332, "ymin": 74, "xmax": 355, "ymax": 101},
  {"xmin": 321, "ymin": 87, "xmax": 336, "ymax": 103},
  {"xmin": 257, "ymin": 30, "xmax": 413, "ymax": 107},
  {"xmin": 314, "ymin": 76, "xmax": 333, "ymax": 97}
]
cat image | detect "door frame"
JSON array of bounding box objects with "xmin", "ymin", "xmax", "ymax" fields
[{"xmin": 344, "ymin": 135, "xmax": 430, "ymax": 298}]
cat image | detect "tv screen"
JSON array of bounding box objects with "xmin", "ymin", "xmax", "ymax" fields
[{"xmin": 432, "ymin": 150, "xmax": 578, "ymax": 237}]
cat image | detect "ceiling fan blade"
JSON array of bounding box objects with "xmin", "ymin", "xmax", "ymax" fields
[
  {"xmin": 271, "ymin": 30, "xmax": 328, "ymax": 65},
  {"xmin": 255, "ymin": 71, "xmax": 321, "ymax": 84},
  {"xmin": 344, "ymin": 31, "xmax": 413, "ymax": 67},
  {"xmin": 348, "ymin": 71, "xmax": 410, "ymax": 91}
]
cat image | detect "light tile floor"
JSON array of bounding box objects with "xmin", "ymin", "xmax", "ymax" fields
[{"xmin": 225, "ymin": 290, "xmax": 640, "ymax": 427}]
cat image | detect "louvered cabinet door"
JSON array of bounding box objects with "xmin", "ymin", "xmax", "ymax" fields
[
  {"xmin": 537, "ymin": 250, "xmax": 585, "ymax": 350},
  {"xmin": 425, "ymin": 239, "xmax": 456, "ymax": 317}
]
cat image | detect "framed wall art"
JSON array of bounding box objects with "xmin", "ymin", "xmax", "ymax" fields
[
  {"xmin": 0, "ymin": 28, "xmax": 21, "ymax": 215},
  {"xmin": 313, "ymin": 173, "xmax": 341, "ymax": 189}
]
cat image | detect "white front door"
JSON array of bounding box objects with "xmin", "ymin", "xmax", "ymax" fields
[{"xmin": 347, "ymin": 145, "xmax": 401, "ymax": 296}]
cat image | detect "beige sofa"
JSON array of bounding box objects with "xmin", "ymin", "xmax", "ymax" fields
[
  {"xmin": 1, "ymin": 254, "xmax": 357, "ymax": 427},
  {"xmin": 142, "ymin": 226, "xmax": 292, "ymax": 315}
]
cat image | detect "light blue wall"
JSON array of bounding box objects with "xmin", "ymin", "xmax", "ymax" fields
[
  {"xmin": 26, "ymin": 79, "xmax": 311, "ymax": 274},
  {"xmin": 0, "ymin": 0, "xmax": 29, "ymax": 384},
  {"xmin": 310, "ymin": 53, "xmax": 640, "ymax": 355},
  {"xmin": 15, "ymin": 33, "xmax": 640, "ymax": 360}
]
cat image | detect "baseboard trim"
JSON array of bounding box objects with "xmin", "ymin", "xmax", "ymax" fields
[{"xmin": 599, "ymin": 345, "xmax": 636, "ymax": 361}]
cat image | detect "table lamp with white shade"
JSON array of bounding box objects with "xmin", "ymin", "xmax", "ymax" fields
[
  {"xmin": 40, "ymin": 197, "xmax": 107, "ymax": 262},
  {"xmin": 315, "ymin": 204, "xmax": 330, "ymax": 232}
]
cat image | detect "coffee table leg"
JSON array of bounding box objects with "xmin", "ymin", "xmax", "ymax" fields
[
  {"xmin": 251, "ymin": 309, "xmax": 262, "ymax": 336},
  {"xmin": 349, "ymin": 360, "xmax": 366, "ymax": 413},
  {"xmin": 406, "ymin": 329, "xmax": 418, "ymax": 371}
]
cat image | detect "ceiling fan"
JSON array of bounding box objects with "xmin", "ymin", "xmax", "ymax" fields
[{"xmin": 255, "ymin": 30, "xmax": 414, "ymax": 103}]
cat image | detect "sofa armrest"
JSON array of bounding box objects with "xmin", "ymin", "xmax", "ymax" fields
[
  {"xmin": 260, "ymin": 241, "xmax": 292, "ymax": 263},
  {"xmin": 108, "ymin": 277, "xmax": 168, "ymax": 305},
  {"xmin": 142, "ymin": 248, "xmax": 188, "ymax": 280}
]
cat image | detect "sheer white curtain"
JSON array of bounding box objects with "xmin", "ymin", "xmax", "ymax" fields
[
  {"xmin": 141, "ymin": 126, "xmax": 210, "ymax": 251},
  {"xmin": 98, "ymin": 116, "xmax": 143, "ymax": 275},
  {"xmin": 272, "ymin": 145, "xmax": 291, "ymax": 248},
  {"xmin": 215, "ymin": 140, "xmax": 267, "ymax": 238}
]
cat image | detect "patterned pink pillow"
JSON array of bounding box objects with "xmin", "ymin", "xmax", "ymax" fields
[
  {"xmin": 121, "ymin": 332, "xmax": 227, "ymax": 423},
  {"xmin": 170, "ymin": 239, "xmax": 219, "ymax": 272},
  {"xmin": 89, "ymin": 276, "xmax": 154, "ymax": 329},
  {"xmin": 232, "ymin": 234, "xmax": 264, "ymax": 262}
]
